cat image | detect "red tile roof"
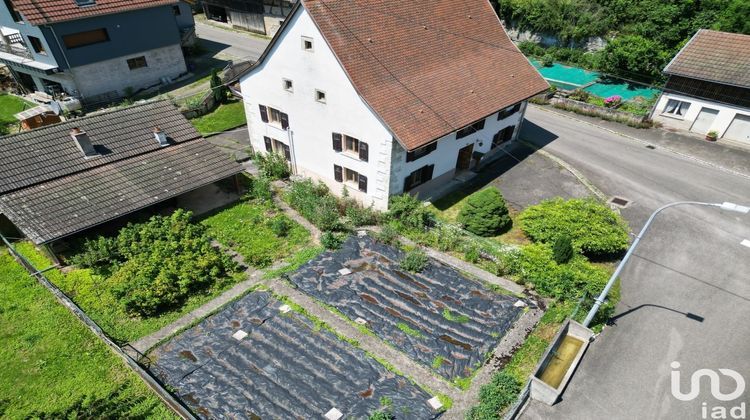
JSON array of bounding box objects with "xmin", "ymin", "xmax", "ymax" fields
[
  {"xmin": 300, "ymin": 0, "xmax": 548, "ymax": 150},
  {"xmin": 664, "ymin": 29, "xmax": 750, "ymax": 88},
  {"xmin": 11, "ymin": 0, "xmax": 178, "ymax": 25}
]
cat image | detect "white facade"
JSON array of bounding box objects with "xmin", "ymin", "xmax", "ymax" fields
[
  {"xmin": 239, "ymin": 6, "xmax": 526, "ymax": 209},
  {"xmin": 652, "ymin": 91, "xmax": 750, "ymax": 145}
]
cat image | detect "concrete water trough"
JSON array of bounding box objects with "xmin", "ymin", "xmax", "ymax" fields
[{"xmin": 530, "ymin": 319, "xmax": 593, "ymax": 405}]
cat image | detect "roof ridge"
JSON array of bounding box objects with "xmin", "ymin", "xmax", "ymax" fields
[{"xmin": 0, "ymin": 99, "xmax": 174, "ymax": 142}]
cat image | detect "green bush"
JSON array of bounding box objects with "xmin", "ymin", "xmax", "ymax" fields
[
  {"xmin": 321, "ymin": 231, "xmax": 346, "ymax": 250},
  {"xmin": 248, "ymin": 175, "xmax": 272, "ymax": 201},
  {"xmin": 569, "ymin": 89, "xmax": 590, "ymax": 102},
  {"xmin": 552, "ymin": 234, "xmax": 574, "ymax": 264},
  {"xmin": 254, "ymin": 152, "xmax": 290, "ymax": 180},
  {"xmin": 368, "ymin": 410, "xmax": 394, "ymax": 420},
  {"xmin": 72, "ymin": 210, "xmax": 236, "ymax": 317},
  {"xmin": 386, "ymin": 194, "xmax": 435, "ymax": 231},
  {"xmin": 400, "ymin": 249, "xmax": 428, "ymax": 273},
  {"xmin": 519, "ymin": 198, "xmax": 629, "ymax": 257},
  {"xmin": 344, "ymin": 201, "xmax": 380, "ymax": 227},
  {"xmin": 374, "ymin": 225, "xmax": 400, "ymax": 246},
  {"xmin": 210, "ymin": 68, "xmax": 228, "ymax": 104},
  {"xmin": 427, "ymin": 224, "xmax": 463, "ymax": 252},
  {"xmin": 506, "ymin": 243, "xmax": 557, "ymax": 287},
  {"xmin": 463, "ymin": 244, "xmax": 481, "ymax": 263},
  {"xmin": 286, "ymin": 180, "xmax": 343, "ymax": 231},
  {"xmin": 457, "ymin": 188, "xmax": 511, "ymax": 237},
  {"xmin": 269, "ymin": 216, "xmax": 290, "ymax": 237},
  {"xmin": 467, "ymin": 372, "xmax": 521, "ymax": 420},
  {"xmin": 541, "ymin": 53, "xmax": 554, "ymax": 67}
]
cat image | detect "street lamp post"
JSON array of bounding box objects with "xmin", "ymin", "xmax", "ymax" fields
[{"xmin": 582, "ymin": 201, "xmax": 750, "ymax": 327}]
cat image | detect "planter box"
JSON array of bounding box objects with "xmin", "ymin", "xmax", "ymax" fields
[{"xmin": 530, "ymin": 319, "xmax": 594, "ymax": 405}]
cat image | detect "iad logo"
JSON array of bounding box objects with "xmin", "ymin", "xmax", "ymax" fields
[{"xmin": 671, "ymin": 361, "xmax": 746, "ymax": 419}]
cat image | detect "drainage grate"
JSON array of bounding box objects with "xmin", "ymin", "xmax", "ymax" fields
[
  {"xmin": 608, "ymin": 196, "xmax": 631, "ymax": 208},
  {"xmin": 646, "ymin": 144, "xmax": 656, "ymax": 149}
]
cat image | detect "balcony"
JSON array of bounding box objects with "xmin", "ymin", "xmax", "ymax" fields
[{"xmin": 0, "ymin": 41, "xmax": 31, "ymax": 59}]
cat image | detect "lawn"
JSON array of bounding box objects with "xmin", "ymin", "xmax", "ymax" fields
[
  {"xmin": 0, "ymin": 248, "xmax": 174, "ymax": 418},
  {"xmin": 190, "ymin": 100, "xmax": 246, "ymax": 136},
  {"xmin": 15, "ymin": 242, "xmax": 245, "ymax": 344},
  {"xmin": 0, "ymin": 94, "xmax": 33, "ymax": 134},
  {"xmin": 200, "ymin": 199, "xmax": 311, "ymax": 268},
  {"xmin": 428, "ymin": 188, "xmax": 530, "ymax": 246}
]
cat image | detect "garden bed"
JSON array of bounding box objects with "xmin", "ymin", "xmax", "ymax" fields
[
  {"xmin": 287, "ymin": 235, "xmax": 529, "ymax": 381},
  {"xmin": 0, "ymin": 248, "xmax": 173, "ymax": 418},
  {"xmin": 149, "ymin": 291, "xmax": 439, "ymax": 419}
]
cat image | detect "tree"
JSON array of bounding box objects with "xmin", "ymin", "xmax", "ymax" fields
[
  {"xmin": 210, "ymin": 68, "xmax": 227, "ymax": 104},
  {"xmin": 598, "ymin": 35, "xmax": 669, "ymax": 82},
  {"xmin": 457, "ymin": 188, "xmax": 511, "ymax": 237}
]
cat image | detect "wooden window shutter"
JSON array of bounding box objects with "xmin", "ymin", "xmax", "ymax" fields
[
  {"xmin": 358, "ymin": 174, "xmax": 368, "ymax": 192},
  {"xmin": 283, "ymin": 144, "xmax": 291, "ymax": 161},
  {"xmin": 424, "ymin": 165, "xmax": 434, "ymax": 182},
  {"xmin": 359, "ymin": 141, "xmax": 369, "ymax": 162},
  {"xmin": 334, "ymin": 164, "xmax": 343, "ymax": 182},
  {"xmin": 259, "ymin": 105, "xmax": 268, "ymax": 122},
  {"xmin": 280, "ymin": 112, "xmax": 289, "ymax": 130},
  {"xmin": 332, "ymin": 133, "xmax": 342, "ymax": 152},
  {"xmin": 264, "ymin": 136, "xmax": 273, "ymax": 152},
  {"xmin": 403, "ymin": 176, "xmax": 411, "ymax": 192}
]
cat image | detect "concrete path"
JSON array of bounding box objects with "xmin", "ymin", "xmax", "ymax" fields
[{"xmin": 520, "ymin": 104, "xmax": 750, "ymax": 420}]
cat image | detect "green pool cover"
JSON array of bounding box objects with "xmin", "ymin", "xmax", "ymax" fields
[{"xmin": 530, "ymin": 59, "xmax": 661, "ymax": 101}]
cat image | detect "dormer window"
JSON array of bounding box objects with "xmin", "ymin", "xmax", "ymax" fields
[
  {"xmin": 74, "ymin": 0, "xmax": 96, "ymax": 6},
  {"xmin": 301, "ymin": 36, "xmax": 314, "ymax": 52}
]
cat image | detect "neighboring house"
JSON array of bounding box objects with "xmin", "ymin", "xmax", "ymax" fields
[
  {"xmin": 203, "ymin": 0, "xmax": 296, "ymax": 36},
  {"xmin": 652, "ymin": 29, "xmax": 750, "ymax": 145},
  {"xmin": 0, "ymin": 100, "xmax": 242, "ymax": 255},
  {"xmin": 0, "ymin": 0, "xmax": 195, "ymax": 105},
  {"xmin": 236, "ymin": 0, "xmax": 548, "ymax": 210}
]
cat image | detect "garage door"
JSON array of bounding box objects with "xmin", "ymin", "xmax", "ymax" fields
[
  {"xmin": 690, "ymin": 107, "xmax": 719, "ymax": 135},
  {"xmin": 724, "ymin": 114, "xmax": 750, "ymax": 144}
]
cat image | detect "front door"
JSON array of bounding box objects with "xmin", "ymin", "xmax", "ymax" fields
[
  {"xmin": 456, "ymin": 144, "xmax": 474, "ymax": 171},
  {"xmin": 690, "ymin": 107, "xmax": 719, "ymax": 135}
]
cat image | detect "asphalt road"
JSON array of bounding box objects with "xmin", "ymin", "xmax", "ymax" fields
[
  {"xmin": 195, "ymin": 20, "xmax": 270, "ymax": 62},
  {"xmin": 520, "ymin": 106, "xmax": 750, "ymax": 420}
]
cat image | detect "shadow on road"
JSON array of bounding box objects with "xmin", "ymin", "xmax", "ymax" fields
[
  {"xmin": 520, "ymin": 120, "xmax": 559, "ymax": 148},
  {"xmin": 607, "ymin": 303, "xmax": 705, "ymax": 326}
]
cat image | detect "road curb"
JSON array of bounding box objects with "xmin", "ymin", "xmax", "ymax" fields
[{"xmin": 530, "ymin": 104, "xmax": 750, "ymax": 182}]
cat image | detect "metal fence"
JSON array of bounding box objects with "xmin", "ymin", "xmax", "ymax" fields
[{"xmin": 0, "ymin": 234, "xmax": 197, "ymax": 420}]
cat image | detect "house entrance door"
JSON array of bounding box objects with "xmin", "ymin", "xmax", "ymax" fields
[{"xmin": 456, "ymin": 144, "xmax": 474, "ymax": 171}]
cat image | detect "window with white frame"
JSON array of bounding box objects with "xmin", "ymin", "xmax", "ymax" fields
[
  {"xmin": 301, "ymin": 36, "xmax": 314, "ymax": 52},
  {"xmin": 333, "ymin": 164, "xmax": 368, "ymax": 192},
  {"xmin": 663, "ymin": 99, "xmax": 691, "ymax": 118},
  {"xmin": 344, "ymin": 135, "xmax": 359, "ymax": 154}
]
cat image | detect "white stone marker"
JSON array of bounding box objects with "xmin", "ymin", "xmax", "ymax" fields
[
  {"xmin": 232, "ymin": 330, "xmax": 248, "ymax": 341},
  {"xmin": 427, "ymin": 396, "xmax": 443, "ymax": 411},
  {"xmin": 338, "ymin": 268, "xmax": 352, "ymax": 276},
  {"xmin": 354, "ymin": 317, "xmax": 368, "ymax": 325},
  {"xmin": 324, "ymin": 407, "xmax": 343, "ymax": 420},
  {"xmin": 279, "ymin": 304, "xmax": 292, "ymax": 313},
  {"xmin": 514, "ymin": 300, "xmax": 527, "ymax": 308}
]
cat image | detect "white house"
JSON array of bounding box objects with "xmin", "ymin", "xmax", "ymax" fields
[
  {"xmin": 651, "ymin": 29, "xmax": 750, "ymax": 146},
  {"xmin": 236, "ymin": 0, "xmax": 548, "ymax": 210}
]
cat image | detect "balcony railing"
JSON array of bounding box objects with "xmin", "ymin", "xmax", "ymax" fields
[{"xmin": 0, "ymin": 41, "xmax": 32, "ymax": 59}]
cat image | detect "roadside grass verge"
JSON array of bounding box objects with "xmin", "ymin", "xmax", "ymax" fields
[
  {"xmin": 0, "ymin": 248, "xmax": 174, "ymax": 418},
  {"xmin": 190, "ymin": 100, "xmax": 246, "ymax": 136}
]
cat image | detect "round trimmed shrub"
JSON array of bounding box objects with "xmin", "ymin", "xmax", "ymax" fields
[
  {"xmin": 457, "ymin": 188, "xmax": 511, "ymax": 237},
  {"xmin": 519, "ymin": 198, "xmax": 629, "ymax": 257}
]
